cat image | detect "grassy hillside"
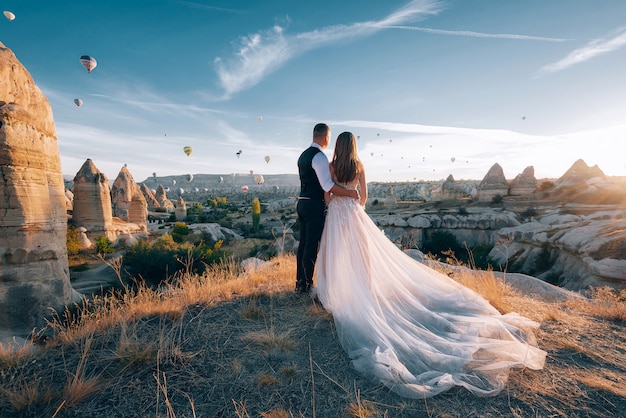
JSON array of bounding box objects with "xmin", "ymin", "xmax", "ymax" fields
[{"xmin": 1, "ymin": 254, "xmax": 625, "ymax": 417}]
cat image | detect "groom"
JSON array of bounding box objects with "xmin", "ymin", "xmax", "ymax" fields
[{"xmin": 295, "ymin": 123, "xmax": 359, "ymax": 294}]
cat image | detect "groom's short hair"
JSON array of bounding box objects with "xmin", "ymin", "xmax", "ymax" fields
[{"xmin": 313, "ymin": 123, "xmax": 329, "ymax": 140}]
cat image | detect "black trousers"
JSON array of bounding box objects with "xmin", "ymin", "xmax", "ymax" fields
[{"xmin": 295, "ymin": 198, "xmax": 326, "ymax": 292}]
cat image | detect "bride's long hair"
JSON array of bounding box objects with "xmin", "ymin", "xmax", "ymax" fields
[{"xmin": 332, "ymin": 132, "xmax": 363, "ymax": 183}]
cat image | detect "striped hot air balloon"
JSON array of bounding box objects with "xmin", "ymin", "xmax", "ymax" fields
[
  {"xmin": 79, "ymin": 55, "xmax": 97, "ymax": 72},
  {"xmin": 183, "ymin": 146, "xmax": 192, "ymax": 157}
]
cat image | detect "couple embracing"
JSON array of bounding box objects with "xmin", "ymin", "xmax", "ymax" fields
[{"xmin": 295, "ymin": 123, "xmax": 546, "ymax": 399}]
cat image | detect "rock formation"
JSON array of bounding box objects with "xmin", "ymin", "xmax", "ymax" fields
[
  {"xmin": 489, "ymin": 209, "xmax": 626, "ymax": 291},
  {"xmin": 509, "ymin": 166, "xmax": 537, "ymax": 196},
  {"xmin": 0, "ymin": 42, "xmax": 74, "ymax": 341},
  {"xmin": 154, "ymin": 184, "xmax": 174, "ymax": 212},
  {"xmin": 477, "ymin": 163, "xmax": 509, "ymax": 202},
  {"xmin": 110, "ymin": 165, "xmax": 147, "ymax": 230},
  {"xmin": 175, "ymin": 196, "xmax": 187, "ymax": 221},
  {"xmin": 556, "ymin": 159, "xmax": 605, "ymax": 187},
  {"xmin": 71, "ymin": 159, "xmax": 115, "ymax": 241},
  {"xmin": 140, "ymin": 183, "xmax": 161, "ymax": 211}
]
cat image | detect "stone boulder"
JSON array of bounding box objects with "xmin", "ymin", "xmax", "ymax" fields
[
  {"xmin": 71, "ymin": 159, "xmax": 115, "ymax": 241},
  {"xmin": 188, "ymin": 223, "xmax": 243, "ymax": 243},
  {"xmin": 110, "ymin": 165, "xmax": 147, "ymax": 230},
  {"xmin": 477, "ymin": 163, "xmax": 509, "ymax": 202},
  {"xmin": 0, "ymin": 42, "xmax": 75, "ymax": 341},
  {"xmin": 509, "ymin": 166, "xmax": 537, "ymax": 196}
]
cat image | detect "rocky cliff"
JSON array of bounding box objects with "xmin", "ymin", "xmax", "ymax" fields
[{"xmin": 0, "ymin": 42, "xmax": 74, "ymax": 341}]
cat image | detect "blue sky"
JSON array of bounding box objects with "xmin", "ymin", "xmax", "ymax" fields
[{"xmin": 3, "ymin": 0, "xmax": 626, "ymax": 183}]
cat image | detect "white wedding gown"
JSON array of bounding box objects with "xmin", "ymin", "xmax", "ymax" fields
[{"xmin": 315, "ymin": 188, "xmax": 546, "ymax": 399}]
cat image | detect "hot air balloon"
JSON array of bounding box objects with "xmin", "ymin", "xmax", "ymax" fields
[
  {"xmin": 186, "ymin": 174, "xmax": 193, "ymax": 182},
  {"xmin": 194, "ymin": 187, "xmax": 199, "ymax": 192},
  {"xmin": 241, "ymin": 186, "xmax": 249, "ymax": 193},
  {"xmin": 79, "ymin": 55, "xmax": 97, "ymax": 73},
  {"xmin": 258, "ymin": 116, "xmax": 263, "ymax": 122},
  {"xmin": 450, "ymin": 157, "xmax": 456, "ymax": 163},
  {"xmin": 236, "ymin": 150, "xmax": 242, "ymax": 158},
  {"xmin": 254, "ymin": 175, "xmax": 264, "ymax": 184},
  {"xmin": 74, "ymin": 98, "xmax": 83, "ymax": 107},
  {"xmin": 178, "ymin": 188, "xmax": 185, "ymax": 194},
  {"xmin": 183, "ymin": 146, "xmax": 192, "ymax": 157},
  {"xmin": 249, "ymin": 170, "xmax": 254, "ymax": 176},
  {"xmin": 172, "ymin": 180, "xmax": 176, "ymax": 185},
  {"xmin": 219, "ymin": 176, "xmax": 224, "ymax": 184},
  {"xmin": 3, "ymin": 11, "xmax": 15, "ymax": 21},
  {"xmin": 264, "ymin": 155, "xmax": 270, "ymax": 164}
]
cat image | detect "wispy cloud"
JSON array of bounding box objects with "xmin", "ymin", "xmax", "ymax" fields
[
  {"xmin": 540, "ymin": 25, "xmax": 626, "ymax": 74},
  {"xmin": 374, "ymin": 25, "xmax": 569, "ymax": 42},
  {"xmin": 177, "ymin": 1, "xmax": 245, "ymax": 14},
  {"xmin": 214, "ymin": 0, "xmax": 444, "ymax": 99}
]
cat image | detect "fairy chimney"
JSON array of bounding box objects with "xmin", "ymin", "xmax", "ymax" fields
[
  {"xmin": 110, "ymin": 165, "xmax": 147, "ymax": 230},
  {"xmin": 175, "ymin": 196, "xmax": 187, "ymax": 221},
  {"xmin": 154, "ymin": 184, "xmax": 175, "ymax": 212},
  {"xmin": 140, "ymin": 182, "xmax": 161, "ymax": 211},
  {"xmin": 509, "ymin": 166, "xmax": 537, "ymax": 196},
  {"xmin": 0, "ymin": 42, "xmax": 74, "ymax": 341},
  {"xmin": 71, "ymin": 159, "xmax": 115, "ymax": 241},
  {"xmin": 478, "ymin": 163, "xmax": 509, "ymax": 202}
]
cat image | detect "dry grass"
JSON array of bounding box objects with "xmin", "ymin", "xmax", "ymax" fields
[{"xmin": 1, "ymin": 253, "xmax": 625, "ymax": 417}]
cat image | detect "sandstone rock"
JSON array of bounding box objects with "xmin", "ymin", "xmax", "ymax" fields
[
  {"xmin": 110, "ymin": 165, "xmax": 147, "ymax": 230},
  {"xmin": 65, "ymin": 189, "xmax": 74, "ymax": 212},
  {"xmin": 188, "ymin": 223, "xmax": 243, "ymax": 242},
  {"xmin": 154, "ymin": 184, "xmax": 174, "ymax": 212},
  {"xmin": 175, "ymin": 196, "xmax": 187, "ymax": 221},
  {"xmin": 71, "ymin": 159, "xmax": 115, "ymax": 241},
  {"xmin": 490, "ymin": 210, "xmax": 626, "ymax": 290},
  {"xmin": 477, "ymin": 163, "xmax": 509, "ymax": 202},
  {"xmin": 509, "ymin": 166, "xmax": 537, "ymax": 196},
  {"xmin": 0, "ymin": 42, "xmax": 74, "ymax": 340},
  {"xmin": 77, "ymin": 227, "xmax": 93, "ymax": 249},
  {"xmin": 557, "ymin": 159, "xmax": 605, "ymax": 187},
  {"xmin": 140, "ymin": 182, "xmax": 161, "ymax": 211}
]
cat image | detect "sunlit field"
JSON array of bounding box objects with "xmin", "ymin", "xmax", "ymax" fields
[{"xmin": 1, "ymin": 254, "xmax": 625, "ymax": 417}]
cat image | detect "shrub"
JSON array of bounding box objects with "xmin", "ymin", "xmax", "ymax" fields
[
  {"xmin": 521, "ymin": 207, "xmax": 538, "ymax": 220},
  {"xmin": 171, "ymin": 222, "xmax": 190, "ymax": 243},
  {"xmin": 123, "ymin": 238, "xmax": 226, "ymax": 287},
  {"xmin": 422, "ymin": 230, "xmax": 463, "ymax": 261},
  {"xmin": 491, "ymin": 194, "xmax": 504, "ymax": 205},
  {"xmin": 66, "ymin": 225, "xmax": 82, "ymax": 256},
  {"xmin": 94, "ymin": 235, "xmax": 114, "ymax": 255}
]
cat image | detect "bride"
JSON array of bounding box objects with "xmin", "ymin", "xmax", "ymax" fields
[{"xmin": 314, "ymin": 132, "xmax": 546, "ymax": 398}]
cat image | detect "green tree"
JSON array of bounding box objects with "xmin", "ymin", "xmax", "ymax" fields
[
  {"xmin": 94, "ymin": 235, "xmax": 114, "ymax": 254},
  {"xmin": 171, "ymin": 222, "xmax": 190, "ymax": 243}
]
